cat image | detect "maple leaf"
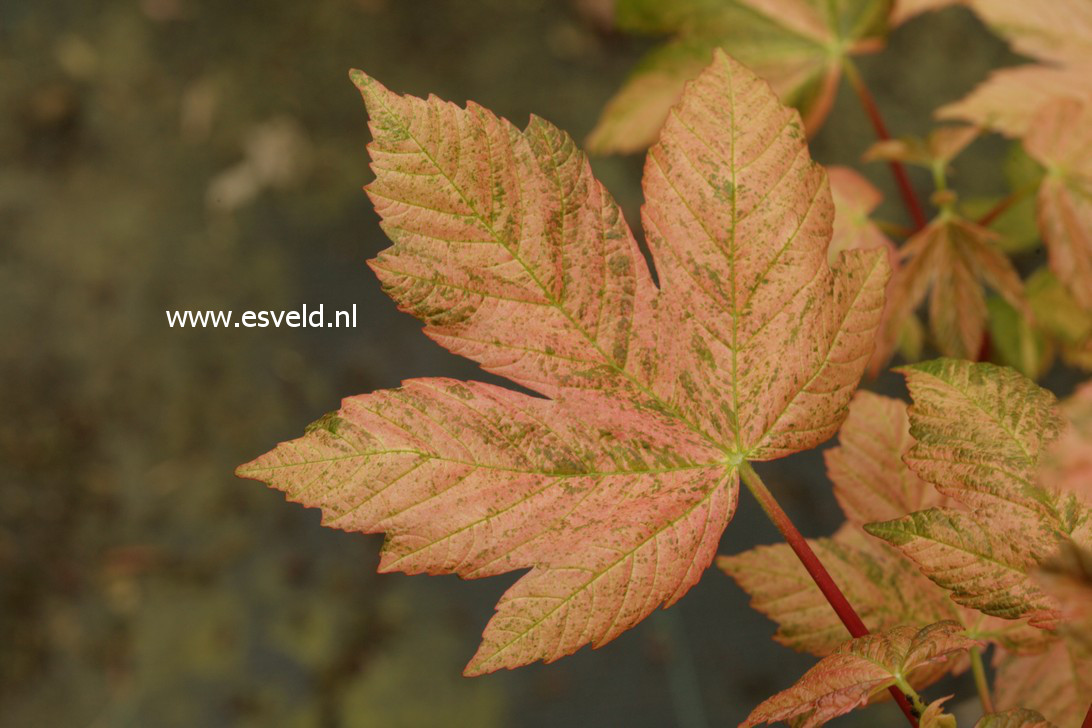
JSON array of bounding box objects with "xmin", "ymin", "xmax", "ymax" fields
[
  {"xmin": 1035, "ymin": 542, "xmax": 1092, "ymax": 658},
  {"xmin": 1023, "ymin": 98, "xmax": 1092, "ymax": 311},
  {"xmin": 937, "ymin": 1, "xmax": 1092, "ymax": 137},
  {"xmin": 864, "ymin": 125, "xmax": 979, "ymax": 170},
  {"xmin": 975, "ymin": 709, "xmax": 1058, "ymax": 728},
  {"xmin": 722, "ymin": 390, "xmax": 1049, "ymax": 659},
  {"xmin": 865, "ymin": 359, "xmax": 1092, "ymax": 627},
  {"xmin": 883, "ymin": 217, "xmax": 1026, "ymax": 360},
  {"xmin": 994, "ymin": 641, "xmax": 1092, "ymax": 727},
  {"xmin": 719, "ymin": 522, "xmax": 960, "ymax": 656},
  {"xmin": 587, "ymin": 0, "xmax": 893, "ymax": 153},
  {"xmin": 1041, "ymin": 381, "xmax": 1092, "ymax": 507},
  {"xmin": 827, "ymin": 168, "xmax": 899, "ymax": 375},
  {"xmin": 919, "ymin": 696, "xmax": 958, "ymax": 728},
  {"xmin": 825, "ymin": 391, "xmax": 945, "ymax": 527},
  {"xmin": 827, "ymin": 166, "xmax": 894, "ymax": 264},
  {"xmin": 741, "ymin": 621, "xmax": 975, "ymax": 728},
  {"xmin": 236, "ymin": 52, "xmax": 890, "ymax": 674}
]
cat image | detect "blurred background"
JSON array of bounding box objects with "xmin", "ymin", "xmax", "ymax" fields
[{"xmin": 0, "ymin": 1, "xmax": 1041, "ymax": 726}]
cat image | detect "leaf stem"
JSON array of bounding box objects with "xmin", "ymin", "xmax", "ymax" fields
[
  {"xmin": 738, "ymin": 462, "xmax": 920, "ymax": 727},
  {"xmin": 842, "ymin": 59, "xmax": 928, "ymax": 231},
  {"xmin": 969, "ymin": 646, "xmax": 994, "ymax": 714},
  {"xmin": 976, "ymin": 183, "xmax": 1037, "ymax": 228}
]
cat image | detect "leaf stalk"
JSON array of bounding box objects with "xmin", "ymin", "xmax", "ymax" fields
[
  {"xmin": 969, "ymin": 646, "xmax": 994, "ymax": 715},
  {"xmin": 842, "ymin": 59, "xmax": 928, "ymax": 231},
  {"xmin": 738, "ymin": 462, "xmax": 920, "ymax": 727}
]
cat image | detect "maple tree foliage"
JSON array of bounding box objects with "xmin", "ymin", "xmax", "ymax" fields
[
  {"xmin": 742, "ymin": 621, "xmax": 976, "ymax": 727},
  {"xmin": 975, "ymin": 709, "xmax": 1059, "ymax": 728},
  {"xmin": 237, "ymin": 51, "xmax": 889, "ymax": 675},
  {"xmin": 939, "ymin": 0, "xmax": 1092, "ymax": 138},
  {"xmin": 233, "ymin": 0, "xmax": 1092, "ymax": 721},
  {"xmin": 587, "ymin": 0, "xmax": 895, "ymax": 153},
  {"xmin": 726, "ymin": 360, "xmax": 1092, "ymax": 724}
]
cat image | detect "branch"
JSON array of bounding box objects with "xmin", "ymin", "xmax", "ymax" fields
[
  {"xmin": 1082, "ymin": 702, "xmax": 1092, "ymax": 728},
  {"xmin": 739, "ymin": 463, "xmax": 921, "ymax": 727},
  {"xmin": 976, "ymin": 182, "xmax": 1038, "ymax": 228},
  {"xmin": 842, "ymin": 60, "xmax": 928, "ymax": 232}
]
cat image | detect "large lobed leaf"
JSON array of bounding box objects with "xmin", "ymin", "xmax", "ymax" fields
[
  {"xmin": 237, "ymin": 52, "xmax": 889, "ymax": 674},
  {"xmin": 588, "ymin": 0, "xmax": 893, "ymax": 153},
  {"xmin": 741, "ymin": 621, "xmax": 975, "ymax": 728}
]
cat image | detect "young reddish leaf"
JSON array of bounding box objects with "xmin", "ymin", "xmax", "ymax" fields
[
  {"xmin": 975, "ymin": 709, "xmax": 1058, "ymax": 728},
  {"xmin": 825, "ymin": 391, "xmax": 943, "ymax": 528},
  {"xmin": 883, "ymin": 219, "xmax": 1026, "ymax": 360},
  {"xmin": 742, "ymin": 622, "xmax": 975, "ymax": 728},
  {"xmin": 828, "ymin": 167, "xmax": 894, "ymax": 264},
  {"xmin": 588, "ymin": 0, "xmax": 892, "ymax": 153},
  {"xmin": 995, "ymin": 642, "xmax": 1092, "ymax": 727},
  {"xmin": 865, "ymin": 126, "xmax": 979, "ymax": 169},
  {"xmin": 1023, "ymin": 99, "xmax": 1092, "ymax": 311},
  {"xmin": 238, "ymin": 52, "xmax": 889, "ymax": 674}
]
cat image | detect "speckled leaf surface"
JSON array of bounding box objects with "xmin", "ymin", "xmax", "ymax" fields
[
  {"xmin": 825, "ymin": 391, "xmax": 943, "ymax": 527},
  {"xmin": 975, "ymin": 708, "xmax": 1058, "ymax": 728},
  {"xmin": 867, "ymin": 360, "xmax": 1092, "ymax": 628},
  {"xmin": 724, "ymin": 390, "xmax": 1047, "ymax": 659},
  {"xmin": 238, "ymin": 52, "xmax": 889, "ymax": 674},
  {"xmin": 720, "ymin": 524, "xmax": 959, "ymax": 655},
  {"xmin": 741, "ymin": 622, "xmax": 974, "ymax": 728},
  {"xmin": 588, "ymin": 0, "xmax": 893, "ymax": 153}
]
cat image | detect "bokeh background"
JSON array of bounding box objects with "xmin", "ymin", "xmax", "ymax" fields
[{"xmin": 0, "ymin": 1, "xmax": 1049, "ymax": 726}]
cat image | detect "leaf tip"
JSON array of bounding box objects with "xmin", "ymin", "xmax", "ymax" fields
[{"xmin": 348, "ymin": 67, "xmax": 393, "ymax": 111}]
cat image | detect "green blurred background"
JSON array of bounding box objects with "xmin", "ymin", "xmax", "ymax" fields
[{"xmin": 0, "ymin": 1, "xmax": 1027, "ymax": 726}]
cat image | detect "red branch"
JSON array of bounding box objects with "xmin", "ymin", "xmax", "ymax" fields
[
  {"xmin": 740, "ymin": 464, "xmax": 920, "ymax": 726},
  {"xmin": 1082, "ymin": 702, "xmax": 1092, "ymax": 728},
  {"xmin": 843, "ymin": 62, "xmax": 928, "ymax": 232}
]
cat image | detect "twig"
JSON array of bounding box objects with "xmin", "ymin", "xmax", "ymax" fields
[
  {"xmin": 739, "ymin": 463, "xmax": 920, "ymax": 726},
  {"xmin": 842, "ymin": 59, "xmax": 928, "ymax": 231}
]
